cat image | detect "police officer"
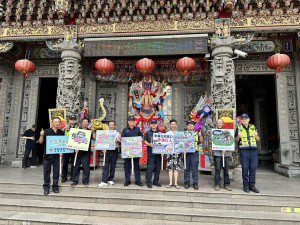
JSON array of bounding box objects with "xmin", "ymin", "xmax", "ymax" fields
[
  {"xmin": 71, "ymin": 118, "xmax": 96, "ymax": 187},
  {"xmin": 235, "ymin": 113, "xmax": 260, "ymax": 193},
  {"xmin": 39, "ymin": 117, "xmax": 64, "ymax": 195},
  {"xmin": 184, "ymin": 120, "xmax": 200, "ymax": 190},
  {"xmin": 61, "ymin": 115, "xmax": 79, "ymax": 183},
  {"xmin": 121, "ymin": 116, "xmax": 144, "ymax": 187},
  {"xmin": 144, "ymin": 119, "xmax": 162, "ymax": 188}
]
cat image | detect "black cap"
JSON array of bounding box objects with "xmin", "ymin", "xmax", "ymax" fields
[
  {"xmin": 186, "ymin": 120, "xmax": 195, "ymax": 125},
  {"xmin": 241, "ymin": 113, "xmax": 249, "ymax": 119},
  {"xmin": 69, "ymin": 115, "xmax": 77, "ymax": 120},
  {"xmin": 150, "ymin": 119, "xmax": 158, "ymax": 124},
  {"xmin": 128, "ymin": 116, "xmax": 135, "ymax": 121}
]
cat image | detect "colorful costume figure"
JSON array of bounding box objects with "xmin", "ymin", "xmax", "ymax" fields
[
  {"xmin": 129, "ymin": 77, "xmax": 167, "ymax": 165},
  {"xmin": 129, "ymin": 77, "xmax": 167, "ymax": 134}
]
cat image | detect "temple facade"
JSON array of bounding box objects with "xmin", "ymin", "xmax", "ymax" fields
[{"xmin": 0, "ymin": 0, "xmax": 300, "ymax": 177}]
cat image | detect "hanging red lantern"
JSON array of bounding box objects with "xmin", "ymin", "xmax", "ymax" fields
[
  {"xmin": 15, "ymin": 59, "xmax": 36, "ymax": 79},
  {"xmin": 95, "ymin": 58, "xmax": 115, "ymax": 79},
  {"xmin": 176, "ymin": 57, "xmax": 196, "ymax": 82},
  {"xmin": 267, "ymin": 53, "xmax": 290, "ymax": 78},
  {"xmin": 136, "ymin": 58, "xmax": 155, "ymax": 77}
]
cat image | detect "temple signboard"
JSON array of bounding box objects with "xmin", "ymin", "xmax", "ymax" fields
[{"xmin": 84, "ymin": 34, "xmax": 208, "ymax": 57}]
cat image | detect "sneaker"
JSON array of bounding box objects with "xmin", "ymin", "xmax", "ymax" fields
[
  {"xmin": 71, "ymin": 182, "xmax": 78, "ymax": 187},
  {"xmin": 249, "ymin": 185, "xmax": 259, "ymax": 193},
  {"xmin": 224, "ymin": 186, "xmax": 232, "ymax": 191},
  {"xmin": 215, "ymin": 185, "xmax": 220, "ymax": 191},
  {"xmin": 108, "ymin": 181, "xmax": 115, "ymax": 185},
  {"xmin": 98, "ymin": 182, "xmax": 108, "ymax": 187},
  {"xmin": 30, "ymin": 166, "xmax": 37, "ymax": 168}
]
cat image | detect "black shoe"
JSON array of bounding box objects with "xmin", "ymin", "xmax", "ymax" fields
[
  {"xmin": 61, "ymin": 177, "xmax": 67, "ymax": 183},
  {"xmin": 153, "ymin": 182, "xmax": 161, "ymax": 187},
  {"xmin": 249, "ymin": 185, "xmax": 259, "ymax": 193},
  {"xmin": 135, "ymin": 181, "xmax": 144, "ymax": 187},
  {"xmin": 71, "ymin": 182, "xmax": 78, "ymax": 187},
  {"xmin": 184, "ymin": 183, "xmax": 190, "ymax": 189},
  {"xmin": 44, "ymin": 190, "xmax": 49, "ymax": 195},
  {"xmin": 243, "ymin": 184, "xmax": 250, "ymax": 193},
  {"xmin": 124, "ymin": 181, "xmax": 131, "ymax": 186},
  {"xmin": 22, "ymin": 166, "xmax": 27, "ymax": 169},
  {"xmin": 53, "ymin": 189, "xmax": 59, "ymax": 194},
  {"xmin": 193, "ymin": 183, "xmax": 198, "ymax": 190},
  {"xmin": 147, "ymin": 183, "xmax": 152, "ymax": 188}
]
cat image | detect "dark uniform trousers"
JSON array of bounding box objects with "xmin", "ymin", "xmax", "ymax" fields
[
  {"xmin": 184, "ymin": 152, "xmax": 199, "ymax": 184},
  {"xmin": 43, "ymin": 155, "xmax": 59, "ymax": 191},
  {"xmin": 22, "ymin": 148, "xmax": 37, "ymax": 167},
  {"xmin": 102, "ymin": 149, "xmax": 118, "ymax": 183},
  {"xmin": 125, "ymin": 157, "xmax": 141, "ymax": 182},
  {"xmin": 61, "ymin": 153, "xmax": 75, "ymax": 179},
  {"xmin": 72, "ymin": 154, "xmax": 90, "ymax": 185},
  {"xmin": 146, "ymin": 152, "xmax": 161, "ymax": 185}
]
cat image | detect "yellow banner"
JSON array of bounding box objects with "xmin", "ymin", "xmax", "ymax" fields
[{"xmin": 67, "ymin": 128, "xmax": 92, "ymax": 151}]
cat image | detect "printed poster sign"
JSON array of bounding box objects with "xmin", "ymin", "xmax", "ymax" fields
[
  {"xmin": 121, "ymin": 136, "xmax": 143, "ymax": 159},
  {"xmin": 46, "ymin": 136, "xmax": 74, "ymax": 154},
  {"xmin": 216, "ymin": 108, "xmax": 236, "ymax": 129},
  {"xmin": 48, "ymin": 108, "xmax": 67, "ymax": 129},
  {"xmin": 95, "ymin": 130, "xmax": 117, "ymax": 150},
  {"xmin": 173, "ymin": 131, "xmax": 196, "ymax": 153},
  {"xmin": 152, "ymin": 133, "xmax": 174, "ymax": 154},
  {"xmin": 211, "ymin": 129, "xmax": 235, "ymax": 151},
  {"xmin": 67, "ymin": 128, "xmax": 92, "ymax": 151}
]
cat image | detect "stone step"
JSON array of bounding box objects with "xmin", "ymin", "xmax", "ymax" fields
[
  {"xmin": 0, "ymin": 182, "xmax": 299, "ymax": 202},
  {"xmin": 0, "ymin": 211, "xmax": 230, "ymax": 225},
  {"xmin": 0, "ymin": 198, "xmax": 299, "ymax": 224},
  {"xmin": 0, "ymin": 187, "xmax": 299, "ymax": 213}
]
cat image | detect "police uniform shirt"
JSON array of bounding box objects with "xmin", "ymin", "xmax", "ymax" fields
[
  {"xmin": 23, "ymin": 129, "xmax": 38, "ymax": 150},
  {"xmin": 121, "ymin": 126, "xmax": 143, "ymax": 138},
  {"xmin": 64, "ymin": 125, "xmax": 79, "ymax": 136},
  {"xmin": 43, "ymin": 128, "xmax": 64, "ymax": 159},
  {"xmin": 235, "ymin": 125, "xmax": 258, "ymax": 150},
  {"xmin": 144, "ymin": 129, "xmax": 159, "ymax": 155}
]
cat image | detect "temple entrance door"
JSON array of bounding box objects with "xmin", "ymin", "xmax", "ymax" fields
[
  {"xmin": 36, "ymin": 78, "xmax": 58, "ymax": 163},
  {"xmin": 236, "ymin": 74, "xmax": 278, "ymax": 169}
]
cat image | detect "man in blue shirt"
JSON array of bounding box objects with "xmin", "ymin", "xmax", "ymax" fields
[
  {"xmin": 144, "ymin": 119, "xmax": 162, "ymax": 188},
  {"xmin": 121, "ymin": 116, "xmax": 144, "ymax": 187},
  {"xmin": 21, "ymin": 125, "xmax": 38, "ymax": 168}
]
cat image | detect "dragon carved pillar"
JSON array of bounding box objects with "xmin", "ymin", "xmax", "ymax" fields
[{"xmin": 56, "ymin": 42, "xmax": 82, "ymax": 116}]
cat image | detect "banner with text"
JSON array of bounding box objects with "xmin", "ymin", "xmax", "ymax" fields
[
  {"xmin": 67, "ymin": 128, "xmax": 92, "ymax": 151},
  {"xmin": 121, "ymin": 136, "xmax": 143, "ymax": 159},
  {"xmin": 46, "ymin": 136, "xmax": 74, "ymax": 154},
  {"xmin": 173, "ymin": 131, "xmax": 196, "ymax": 153},
  {"xmin": 211, "ymin": 129, "xmax": 235, "ymax": 151},
  {"xmin": 153, "ymin": 133, "xmax": 174, "ymax": 154},
  {"xmin": 95, "ymin": 130, "xmax": 117, "ymax": 150}
]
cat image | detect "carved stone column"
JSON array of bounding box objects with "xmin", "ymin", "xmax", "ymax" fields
[
  {"xmin": 210, "ymin": 37, "xmax": 239, "ymax": 166},
  {"xmin": 56, "ymin": 42, "xmax": 82, "ymax": 116}
]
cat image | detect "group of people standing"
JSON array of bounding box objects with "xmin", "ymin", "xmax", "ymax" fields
[{"xmin": 21, "ymin": 113, "xmax": 261, "ymax": 195}]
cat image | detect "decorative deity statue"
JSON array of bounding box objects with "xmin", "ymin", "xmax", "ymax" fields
[
  {"xmin": 121, "ymin": 11, "xmax": 132, "ymax": 22},
  {"xmin": 177, "ymin": 0, "xmax": 186, "ymax": 13},
  {"xmin": 133, "ymin": 0, "xmax": 141, "ymax": 7},
  {"xmin": 203, "ymin": 0, "xmax": 212, "ymax": 12},
  {"xmin": 232, "ymin": 5, "xmax": 243, "ymax": 18},
  {"xmin": 133, "ymin": 10, "xmax": 143, "ymax": 22},
  {"xmin": 146, "ymin": 9, "xmax": 156, "ymax": 21},
  {"xmin": 152, "ymin": 1, "xmax": 161, "ymax": 14},
  {"xmin": 157, "ymin": 8, "xmax": 168, "ymax": 20},
  {"xmin": 170, "ymin": 8, "xmax": 181, "ymax": 20},
  {"xmin": 127, "ymin": 2, "xmax": 136, "ymax": 15},
  {"xmin": 286, "ymin": 3, "xmax": 298, "ymax": 16},
  {"xmin": 245, "ymin": 4, "xmax": 257, "ymax": 17},
  {"xmin": 165, "ymin": 1, "xmax": 172, "ymax": 14},
  {"xmin": 182, "ymin": 7, "xmax": 193, "ymax": 20},
  {"xmin": 195, "ymin": 7, "xmax": 206, "ymax": 20},
  {"xmin": 255, "ymin": 0, "xmax": 264, "ymax": 8},
  {"xmin": 129, "ymin": 77, "xmax": 167, "ymax": 134},
  {"xmin": 103, "ymin": 5, "xmax": 110, "ymax": 17},
  {"xmin": 190, "ymin": 0, "xmax": 199, "ymax": 12},
  {"xmin": 207, "ymin": 7, "xmax": 218, "ymax": 19},
  {"xmin": 258, "ymin": 4, "xmax": 271, "ymax": 16},
  {"xmin": 140, "ymin": 2, "xmax": 147, "ymax": 15},
  {"xmin": 272, "ymin": 3, "xmax": 283, "ymax": 16}
]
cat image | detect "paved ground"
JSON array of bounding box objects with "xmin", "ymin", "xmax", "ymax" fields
[{"xmin": 0, "ymin": 161, "xmax": 299, "ymax": 196}]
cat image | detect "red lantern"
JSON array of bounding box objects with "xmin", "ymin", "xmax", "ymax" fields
[
  {"xmin": 136, "ymin": 58, "xmax": 155, "ymax": 77},
  {"xmin": 15, "ymin": 59, "xmax": 36, "ymax": 79},
  {"xmin": 176, "ymin": 57, "xmax": 196, "ymax": 81},
  {"xmin": 267, "ymin": 53, "xmax": 290, "ymax": 78},
  {"xmin": 95, "ymin": 58, "xmax": 115, "ymax": 77}
]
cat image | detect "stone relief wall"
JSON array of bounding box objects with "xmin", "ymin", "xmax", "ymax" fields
[{"xmin": 0, "ymin": 67, "xmax": 14, "ymax": 163}]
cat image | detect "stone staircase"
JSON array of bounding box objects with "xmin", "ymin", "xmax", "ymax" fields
[{"xmin": 0, "ymin": 181, "xmax": 300, "ymax": 224}]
